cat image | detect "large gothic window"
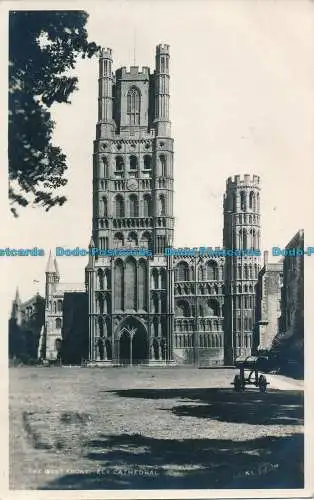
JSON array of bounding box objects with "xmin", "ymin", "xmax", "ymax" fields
[
  {"xmin": 125, "ymin": 257, "xmax": 137, "ymax": 310},
  {"xmin": 127, "ymin": 86, "xmax": 140, "ymax": 125},
  {"xmin": 143, "ymin": 194, "xmax": 152, "ymax": 216},
  {"xmin": 129, "ymin": 194, "xmax": 139, "ymax": 217},
  {"xmin": 57, "ymin": 300, "xmax": 62, "ymax": 312},
  {"xmin": 114, "ymin": 260, "xmax": 124, "ymax": 310},
  {"xmin": 115, "ymin": 195, "xmax": 125, "ymax": 218}
]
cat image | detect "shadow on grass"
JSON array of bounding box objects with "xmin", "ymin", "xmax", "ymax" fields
[
  {"xmin": 42, "ymin": 432, "xmax": 304, "ymax": 490},
  {"xmin": 42, "ymin": 387, "xmax": 304, "ymax": 490},
  {"xmin": 108, "ymin": 388, "xmax": 304, "ymax": 426}
]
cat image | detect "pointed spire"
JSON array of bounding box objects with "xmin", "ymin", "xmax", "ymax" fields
[
  {"xmin": 89, "ymin": 236, "xmax": 95, "ymax": 248},
  {"xmin": 14, "ymin": 286, "xmax": 21, "ymax": 304},
  {"xmin": 45, "ymin": 250, "xmax": 55, "ymax": 273},
  {"xmin": 54, "ymin": 258, "xmax": 60, "ymax": 276}
]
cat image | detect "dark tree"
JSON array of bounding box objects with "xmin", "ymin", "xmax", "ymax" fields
[{"xmin": 9, "ymin": 10, "xmax": 100, "ymax": 216}]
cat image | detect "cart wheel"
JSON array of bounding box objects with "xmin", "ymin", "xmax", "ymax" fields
[
  {"xmin": 259, "ymin": 374, "xmax": 267, "ymax": 392},
  {"xmin": 234, "ymin": 375, "xmax": 243, "ymax": 392}
]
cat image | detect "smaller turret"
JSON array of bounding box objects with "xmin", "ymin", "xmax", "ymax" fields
[
  {"xmin": 45, "ymin": 251, "xmax": 58, "ymax": 303},
  {"xmin": 11, "ymin": 287, "xmax": 22, "ymax": 325}
]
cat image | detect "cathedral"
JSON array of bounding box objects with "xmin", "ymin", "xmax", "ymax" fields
[{"xmin": 11, "ymin": 44, "xmax": 262, "ymax": 367}]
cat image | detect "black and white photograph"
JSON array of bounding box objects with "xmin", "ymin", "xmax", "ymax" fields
[{"xmin": 2, "ymin": 1, "xmax": 314, "ymax": 497}]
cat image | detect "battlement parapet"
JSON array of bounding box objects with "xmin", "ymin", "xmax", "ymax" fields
[
  {"xmin": 226, "ymin": 174, "xmax": 261, "ymax": 189},
  {"xmin": 100, "ymin": 47, "xmax": 113, "ymax": 58},
  {"xmin": 117, "ymin": 66, "xmax": 150, "ymax": 80},
  {"xmin": 156, "ymin": 43, "xmax": 170, "ymax": 54}
]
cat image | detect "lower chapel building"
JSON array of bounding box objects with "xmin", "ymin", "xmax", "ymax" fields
[{"xmin": 10, "ymin": 44, "xmax": 267, "ymax": 367}]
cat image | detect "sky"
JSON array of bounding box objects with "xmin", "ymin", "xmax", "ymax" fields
[{"xmin": 1, "ymin": 0, "xmax": 314, "ymax": 311}]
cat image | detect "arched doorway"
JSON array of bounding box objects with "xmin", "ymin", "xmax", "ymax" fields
[{"xmin": 117, "ymin": 318, "xmax": 148, "ymax": 365}]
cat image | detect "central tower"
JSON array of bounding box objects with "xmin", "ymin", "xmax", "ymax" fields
[{"xmin": 85, "ymin": 45, "xmax": 174, "ymax": 365}]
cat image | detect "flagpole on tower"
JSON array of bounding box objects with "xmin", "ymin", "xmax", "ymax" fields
[{"xmin": 133, "ymin": 29, "xmax": 136, "ymax": 66}]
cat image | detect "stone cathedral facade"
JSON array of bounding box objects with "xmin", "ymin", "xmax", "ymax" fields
[{"xmin": 12, "ymin": 44, "xmax": 263, "ymax": 367}]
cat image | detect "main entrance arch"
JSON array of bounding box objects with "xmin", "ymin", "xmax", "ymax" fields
[{"xmin": 117, "ymin": 317, "xmax": 148, "ymax": 365}]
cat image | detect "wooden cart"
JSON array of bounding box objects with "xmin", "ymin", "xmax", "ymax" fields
[{"xmin": 232, "ymin": 355, "xmax": 269, "ymax": 392}]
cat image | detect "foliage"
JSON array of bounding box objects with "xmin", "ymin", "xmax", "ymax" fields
[{"xmin": 9, "ymin": 10, "xmax": 100, "ymax": 216}]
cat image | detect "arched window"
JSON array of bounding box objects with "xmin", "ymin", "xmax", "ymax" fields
[
  {"xmin": 159, "ymin": 195, "xmax": 166, "ymax": 216},
  {"xmin": 152, "ymin": 268, "xmax": 159, "ymax": 289},
  {"xmin": 127, "ymin": 231, "xmax": 138, "ymax": 247},
  {"xmin": 144, "ymin": 155, "xmax": 152, "ymax": 169},
  {"xmin": 206, "ymin": 299, "xmax": 220, "ymax": 317},
  {"xmin": 115, "ymin": 156, "xmax": 124, "ymax": 172},
  {"xmin": 102, "ymin": 157, "xmax": 109, "ymax": 178},
  {"xmin": 175, "ymin": 300, "xmax": 190, "ymax": 317},
  {"xmin": 160, "ymin": 269, "xmax": 167, "ymax": 288},
  {"xmin": 244, "ymin": 264, "xmax": 249, "ymax": 279},
  {"xmin": 240, "ymin": 191, "xmax": 246, "ymax": 211},
  {"xmin": 243, "ymin": 229, "xmax": 247, "ymax": 250},
  {"xmin": 206, "ymin": 261, "xmax": 218, "ymax": 280},
  {"xmin": 138, "ymin": 259, "xmax": 148, "ymax": 310},
  {"xmin": 198, "ymin": 266, "xmax": 206, "ymax": 281},
  {"xmin": 237, "ymin": 264, "xmax": 242, "ymax": 279},
  {"xmin": 129, "ymin": 194, "xmax": 139, "ymax": 217},
  {"xmin": 127, "ymin": 86, "xmax": 140, "ymax": 125},
  {"xmin": 141, "ymin": 231, "xmax": 151, "ymax": 249},
  {"xmin": 249, "ymin": 191, "xmax": 255, "ymax": 210},
  {"xmin": 143, "ymin": 194, "xmax": 152, "ymax": 217},
  {"xmin": 130, "ymin": 155, "xmax": 138, "ymax": 170},
  {"xmin": 98, "ymin": 294, "xmax": 104, "ymax": 314},
  {"xmin": 55, "ymin": 318, "xmax": 62, "ymax": 329},
  {"xmin": 57, "ymin": 300, "xmax": 62, "ymax": 312},
  {"xmin": 113, "ymin": 232, "xmax": 124, "ymax": 248},
  {"xmin": 176, "ymin": 261, "xmax": 189, "ymax": 281},
  {"xmin": 233, "ymin": 192, "xmax": 236, "ymax": 212},
  {"xmin": 257, "ymin": 192, "xmax": 260, "ymax": 211},
  {"xmin": 160, "ymin": 155, "xmax": 166, "ymax": 177},
  {"xmin": 114, "ymin": 260, "xmax": 124, "ymax": 310},
  {"xmin": 53, "ymin": 302, "xmax": 57, "ymax": 314},
  {"xmin": 102, "ymin": 197, "xmax": 107, "ymax": 217},
  {"xmin": 97, "ymin": 269, "xmax": 104, "ymax": 289},
  {"xmin": 115, "ymin": 195, "xmax": 125, "ymax": 218}
]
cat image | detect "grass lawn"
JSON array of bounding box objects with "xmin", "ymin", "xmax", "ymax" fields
[{"xmin": 9, "ymin": 366, "xmax": 304, "ymax": 490}]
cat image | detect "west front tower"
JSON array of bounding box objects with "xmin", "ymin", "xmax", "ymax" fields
[
  {"xmin": 86, "ymin": 45, "xmax": 174, "ymax": 365},
  {"xmin": 223, "ymin": 175, "xmax": 261, "ymax": 364}
]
